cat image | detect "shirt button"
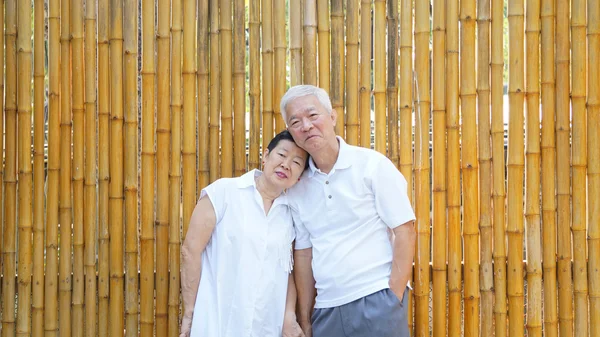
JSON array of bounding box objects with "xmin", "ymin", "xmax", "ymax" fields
[
  {"xmin": 328, "ymin": 195, "xmax": 332, "ymax": 199},
  {"xmin": 325, "ymin": 181, "xmax": 329, "ymax": 184}
]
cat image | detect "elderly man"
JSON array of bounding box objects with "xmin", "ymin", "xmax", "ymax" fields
[{"xmin": 282, "ymin": 85, "xmax": 416, "ymax": 337}]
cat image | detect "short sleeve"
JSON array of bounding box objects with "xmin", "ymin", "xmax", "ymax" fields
[
  {"xmin": 291, "ymin": 205, "xmax": 312, "ymax": 250},
  {"xmin": 200, "ymin": 179, "xmax": 229, "ymax": 223},
  {"xmin": 370, "ymin": 157, "xmax": 416, "ymax": 229}
]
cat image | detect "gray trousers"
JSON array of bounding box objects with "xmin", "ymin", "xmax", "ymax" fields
[{"xmin": 311, "ymin": 287, "xmax": 409, "ymax": 337}]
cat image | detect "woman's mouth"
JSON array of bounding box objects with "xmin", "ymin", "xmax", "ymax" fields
[{"xmin": 276, "ymin": 172, "xmax": 288, "ymax": 179}]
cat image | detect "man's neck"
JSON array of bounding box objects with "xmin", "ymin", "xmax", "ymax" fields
[{"xmin": 311, "ymin": 138, "xmax": 340, "ymax": 174}]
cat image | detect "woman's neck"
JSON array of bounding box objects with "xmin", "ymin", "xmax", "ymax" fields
[{"xmin": 255, "ymin": 173, "xmax": 283, "ymax": 202}]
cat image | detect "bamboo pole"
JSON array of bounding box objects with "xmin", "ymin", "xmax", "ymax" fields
[
  {"xmin": 491, "ymin": 0, "xmax": 507, "ymax": 334},
  {"xmin": 274, "ymin": 0, "xmax": 286, "ymax": 132},
  {"xmin": 414, "ymin": 0, "xmax": 431, "ymax": 333},
  {"xmin": 109, "ymin": 0, "xmax": 125, "ymax": 331},
  {"xmin": 33, "ymin": 0, "xmax": 46, "ymax": 333},
  {"xmin": 507, "ymin": 0, "xmax": 525, "ymax": 334},
  {"xmin": 432, "ymin": 0, "xmax": 447, "ymax": 333},
  {"xmin": 2, "ymin": 0, "xmax": 17, "ymax": 332},
  {"xmin": 72, "ymin": 0, "xmax": 85, "ymax": 334},
  {"xmin": 124, "ymin": 0, "xmax": 139, "ymax": 333},
  {"xmin": 84, "ymin": 0, "xmax": 98, "ymax": 335},
  {"xmin": 359, "ymin": 0, "xmax": 372, "ymax": 148},
  {"xmin": 183, "ymin": 0, "xmax": 197, "ymax": 237},
  {"xmin": 331, "ymin": 0, "xmax": 344, "ymax": 136},
  {"xmin": 0, "ymin": 0, "xmax": 4, "ymax": 326},
  {"xmin": 44, "ymin": 0, "xmax": 60, "ymax": 335},
  {"xmin": 263, "ymin": 0, "xmax": 274, "ymax": 150},
  {"xmin": 198, "ymin": 0, "xmax": 210, "ymax": 189},
  {"xmin": 460, "ymin": 0, "xmax": 480, "ymax": 333},
  {"xmin": 234, "ymin": 0, "xmax": 246, "ymax": 175},
  {"xmin": 220, "ymin": 0, "xmax": 233, "ymax": 177},
  {"xmin": 97, "ymin": 0, "xmax": 110, "ymax": 334},
  {"xmin": 249, "ymin": 0, "xmax": 261, "ymax": 169},
  {"xmin": 317, "ymin": 0, "xmax": 330, "ymax": 93},
  {"xmin": 525, "ymin": 0, "xmax": 542, "ymax": 334},
  {"xmin": 290, "ymin": 0, "xmax": 303, "ymax": 87},
  {"xmin": 571, "ymin": 0, "xmax": 588, "ymax": 334},
  {"xmin": 169, "ymin": 0, "xmax": 183, "ymax": 333},
  {"xmin": 141, "ymin": 0, "xmax": 156, "ymax": 333},
  {"xmin": 387, "ymin": 0, "xmax": 399, "ymax": 165},
  {"xmin": 477, "ymin": 0, "xmax": 493, "ymax": 334},
  {"xmin": 209, "ymin": 0, "xmax": 220, "ymax": 182},
  {"xmin": 374, "ymin": 0, "xmax": 386, "ymax": 154},
  {"xmin": 59, "ymin": 0, "xmax": 73, "ymax": 331},
  {"xmin": 588, "ymin": 0, "xmax": 600, "ymax": 333},
  {"xmin": 303, "ymin": 0, "xmax": 317, "ymax": 85},
  {"xmin": 446, "ymin": 0, "xmax": 462, "ymax": 332},
  {"xmin": 157, "ymin": 0, "xmax": 171, "ymax": 334},
  {"xmin": 540, "ymin": 0, "xmax": 558, "ymax": 334},
  {"xmin": 556, "ymin": 0, "xmax": 573, "ymax": 332},
  {"xmin": 346, "ymin": 0, "xmax": 359, "ymax": 145},
  {"xmin": 16, "ymin": 0, "xmax": 33, "ymax": 333}
]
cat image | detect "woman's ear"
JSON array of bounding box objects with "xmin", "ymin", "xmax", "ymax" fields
[{"xmin": 262, "ymin": 149, "xmax": 270, "ymax": 166}]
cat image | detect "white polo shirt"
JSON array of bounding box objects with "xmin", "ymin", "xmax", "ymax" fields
[
  {"xmin": 190, "ymin": 169, "xmax": 295, "ymax": 337},
  {"xmin": 288, "ymin": 137, "xmax": 415, "ymax": 308}
]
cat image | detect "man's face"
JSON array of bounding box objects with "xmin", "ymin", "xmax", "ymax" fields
[{"xmin": 285, "ymin": 95, "xmax": 337, "ymax": 153}]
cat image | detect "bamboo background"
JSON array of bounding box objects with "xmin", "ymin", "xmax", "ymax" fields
[{"xmin": 0, "ymin": 0, "xmax": 599, "ymax": 336}]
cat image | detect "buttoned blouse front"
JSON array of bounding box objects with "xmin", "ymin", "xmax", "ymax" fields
[{"xmin": 190, "ymin": 170, "xmax": 295, "ymax": 337}]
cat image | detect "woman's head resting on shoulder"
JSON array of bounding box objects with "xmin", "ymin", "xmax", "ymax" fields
[{"xmin": 262, "ymin": 130, "xmax": 309, "ymax": 190}]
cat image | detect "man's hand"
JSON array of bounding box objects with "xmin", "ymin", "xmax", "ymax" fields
[
  {"xmin": 179, "ymin": 314, "xmax": 192, "ymax": 337},
  {"xmin": 283, "ymin": 312, "xmax": 306, "ymax": 337},
  {"xmin": 389, "ymin": 281, "xmax": 405, "ymax": 303},
  {"xmin": 298, "ymin": 320, "xmax": 312, "ymax": 337}
]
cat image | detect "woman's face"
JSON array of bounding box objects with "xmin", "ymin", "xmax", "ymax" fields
[{"xmin": 263, "ymin": 139, "xmax": 308, "ymax": 190}]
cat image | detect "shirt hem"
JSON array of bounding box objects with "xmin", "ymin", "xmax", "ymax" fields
[{"xmin": 313, "ymin": 281, "xmax": 391, "ymax": 308}]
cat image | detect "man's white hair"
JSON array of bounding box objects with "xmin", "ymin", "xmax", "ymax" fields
[{"xmin": 280, "ymin": 85, "xmax": 333, "ymax": 124}]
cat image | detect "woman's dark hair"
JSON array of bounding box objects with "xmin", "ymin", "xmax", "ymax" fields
[{"xmin": 266, "ymin": 130, "xmax": 310, "ymax": 169}]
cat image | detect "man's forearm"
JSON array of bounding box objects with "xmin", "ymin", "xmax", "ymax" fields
[
  {"xmin": 390, "ymin": 221, "xmax": 416, "ymax": 294},
  {"xmin": 293, "ymin": 248, "xmax": 316, "ymax": 324}
]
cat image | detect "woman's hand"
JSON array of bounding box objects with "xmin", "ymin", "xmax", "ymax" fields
[
  {"xmin": 283, "ymin": 312, "xmax": 306, "ymax": 337},
  {"xmin": 179, "ymin": 314, "xmax": 192, "ymax": 337}
]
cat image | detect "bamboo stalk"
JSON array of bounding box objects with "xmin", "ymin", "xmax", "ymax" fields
[
  {"xmin": 290, "ymin": 0, "xmax": 303, "ymax": 86},
  {"xmin": 44, "ymin": 0, "xmax": 60, "ymax": 335},
  {"xmin": 220, "ymin": 0, "xmax": 233, "ymax": 177},
  {"xmin": 477, "ymin": 0, "xmax": 493, "ymax": 334},
  {"xmin": 0, "ymin": 0, "xmax": 4, "ymax": 325},
  {"xmin": 507, "ymin": 0, "xmax": 525, "ymax": 334},
  {"xmin": 588, "ymin": 0, "xmax": 600, "ymax": 334},
  {"xmin": 109, "ymin": 0, "xmax": 125, "ymax": 331},
  {"xmin": 97, "ymin": 0, "xmax": 110, "ymax": 334},
  {"xmin": 209, "ymin": 0, "xmax": 220, "ymax": 182},
  {"xmin": 274, "ymin": 0, "xmax": 286, "ymax": 132},
  {"xmin": 2, "ymin": 0, "xmax": 17, "ymax": 335},
  {"xmin": 446, "ymin": 0, "xmax": 461, "ymax": 332},
  {"xmin": 331, "ymin": 0, "xmax": 344, "ymax": 136},
  {"xmin": 556, "ymin": 0, "xmax": 573, "ymax": 332},
  {"xmin": 432, "ymin": 0, "xmax": 447, "ymax": 333},
  {"xmin": 263, "ymin": 0, "xmax": 274, "ymax": 150},
  {"xmin": 157, "ymin": 0, "xmax": 171, "ymax": 334},
  {"xmin": 183, "ymin": 0, "xmax": 197, "ymax": 237},
  {"xmin": 387, "ymin": 0, "xmax": 399, "ymax": 165},
  {"xmin": 233, "ymin": 0, "xmax": 246, "ymax": 175},
  {"xmin": 141, "ymin": 0, "xmax": 156, "ymax": 333},
  {"xmin": 84, "ymin": 0, "xmax": 98, "ymax": 335},
  {"xmin": 169, "ymin": 0, "xmax": 183, "ymax": 333},
  {"xmin": 346, "ymin": 0, "xmax": 359, "ymax": 145},
  {"xmin": 59, "ymin": 0, "xmax": 73, "ymax": 331},
  {"xmin": 540, "ymin": 0, "xmax": 558, "ymax": 334},
  {"xmin": 317, "ymin": 0, "xmax": 330, "ymax": 93},
  {"xmin": 374, "ymin": 0, "xmax": 386, "ymax": 154},
  {"xmin": 525, "ymin": 0, "xmax": 542, "ymax": 334},
  {"xmin": 198, "ymin": 0, "xmax": 210, "ymax": 189},
  {"xmin": 249, "ymin": 0, "xmax": 261, "ymax": 169},
  {"xmin": 359, "ymin": 0, "xmax": 371, "ymax": 148},
  {"xmin": 124, "ymin": 0, "xmax": 139, "ymax": 333},
  {"xmin": 414, "ymin": 0, "xmax": 431, "ymax": 333},
  {"xmin": 491, "ymin": 0, "xmax": 507, "ymax": 334},
  {"xmin": 71, "ymin": 0, "xmax": 85, "ymax": 334},
  {"xmin": 571, "ymin": 0, "xmax": 588, "ymax": 334},
  {"xmin": 16, "ymin": 0, "xmax": 33, "ymax": 333},
  {"xmin": 33, "ymin": 0, "xmax": 46, "ymax": 333},
  {"xmin": 303, "ymin": 0, "xmax": 317, "ymax": 85}
]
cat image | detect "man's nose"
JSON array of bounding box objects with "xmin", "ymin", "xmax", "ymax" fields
[{"xmin": 301, "ymin": 118, "xmax": 313, "ymax": 131}]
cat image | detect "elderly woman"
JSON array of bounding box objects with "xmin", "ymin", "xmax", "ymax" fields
[{"xmin": 180, "ymin": 130, "xmax": 308, "ymax": 337}]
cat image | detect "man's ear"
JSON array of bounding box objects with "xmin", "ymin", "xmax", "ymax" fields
[{"xmin": 330, "ymin": 108, "xmax": 338, "ymax": 126}]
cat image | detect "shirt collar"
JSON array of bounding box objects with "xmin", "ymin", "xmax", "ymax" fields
[
  {"xmin": 307, "ymin": 136, "xmax": 353, "ymax": 177},
  {"xmin": 237, "ymin": 169, "xmax": 289, "ymax": 206}
]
